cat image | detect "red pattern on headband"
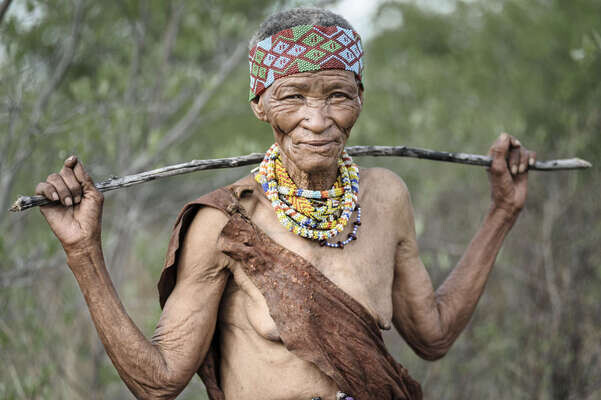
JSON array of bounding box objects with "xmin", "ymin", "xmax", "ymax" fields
[{"xmin": 249, "ymin": 25, "xmax": 364, "ymax": 101}]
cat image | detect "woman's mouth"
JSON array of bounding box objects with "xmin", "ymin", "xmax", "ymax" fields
[
  {"xmin": 299, "ymin": 140, "xmax": 338, "ymax": 147},
  {"xmin": 297, "ymin": 140, "xmax": 339, "ymax": 152}
]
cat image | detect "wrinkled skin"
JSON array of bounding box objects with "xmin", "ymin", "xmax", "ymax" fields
[
  {"xmin": 250, "ymin": 70, "xmax": 363, "ymax": 190},
  {"xmin": 36, "ymin": 69, "xmax": 535, "ymax": 399}
]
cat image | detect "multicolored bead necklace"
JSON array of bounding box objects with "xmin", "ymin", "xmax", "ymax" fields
[{"xmin": 255, "ymin": 143, "xmax": 361, "ymax": 249}]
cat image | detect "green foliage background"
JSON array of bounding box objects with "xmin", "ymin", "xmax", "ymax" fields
[{"xmin": 1, "ymin": 0, "xmax": 599, "ymax": 398}]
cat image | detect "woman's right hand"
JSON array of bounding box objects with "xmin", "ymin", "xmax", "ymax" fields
[{"xmin": 35, "ymin": 156, "xmax": 104, "ymax": 256}]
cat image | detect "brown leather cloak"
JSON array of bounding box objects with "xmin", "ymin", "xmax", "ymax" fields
[{"xmin": 157, "ymin": 185, "xmax": 422, "ymax": 400}]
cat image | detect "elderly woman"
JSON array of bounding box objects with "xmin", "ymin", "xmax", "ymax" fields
[{"xmin": 35, "ymin": 8, "xmax": 536, "ymax": 400}]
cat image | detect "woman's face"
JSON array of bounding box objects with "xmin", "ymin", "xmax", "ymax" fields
[{"xmin": 251, "ymin": 69, "xmax": 363, "ymax": 173}]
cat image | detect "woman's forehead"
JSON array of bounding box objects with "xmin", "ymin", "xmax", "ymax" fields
[{"xmin": 272, "ymin": 70, "xmax": 358, "ymax": 91}]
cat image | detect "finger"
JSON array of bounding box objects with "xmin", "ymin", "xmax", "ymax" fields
[
  {"xmin": 60, "ymin": 164, "xmax": 83, "ymax": 204},
  {"xmin": 488, "ymin": 132, "xmax": 512, "ymax": 176},
  {"xmin": 72, "ymin": 159, "xmax": 103, "ymax": 207},
  {"xmin": 518, "ymin": 146, "xmax": 529, "ymax": 174},
  {"xmin": 35, "ymin": 182, "xmax": 60, "ymax": 202},
  {"xmin": 46, "ymin": 173, "xmax": 73, "ymax": 207},
  {"xmin": 513, "ymin": 167, "xmax": 529, "ymax": 203},
  {"xmin": 72, "ymin": 159, "xmax": 95, "ymax": 188},
  {"xmin": 528, "ymin": 150, "xmax": 537, "ymax": 168},
  {"xmin": 488, "ymin": 132, "xmax": 509, "ymax": 155},
  {"xmin": 64, "ymin": 155, "xmax": 78, "ymax": 169},
  {"xmin": 508, "ymin": 143, "xmax": 521, "ymax": 176}
]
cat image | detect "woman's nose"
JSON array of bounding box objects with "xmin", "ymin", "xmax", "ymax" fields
[{"xmin": 301, "ymin": 99, "xmax": 331, "ymax": 134}]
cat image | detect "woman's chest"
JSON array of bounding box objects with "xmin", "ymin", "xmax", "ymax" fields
[{"xmin": 225, "ymin": 203, "xmax": 399, "ymax": 336}]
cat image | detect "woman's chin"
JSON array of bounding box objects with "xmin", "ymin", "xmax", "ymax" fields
[
  {"xmin": 293, "ymin": 144, "xmax": 342, "ymax": 162},
  {"xmin": 294, "ymin": 157, "xmax": 339, "ymax": 174}
]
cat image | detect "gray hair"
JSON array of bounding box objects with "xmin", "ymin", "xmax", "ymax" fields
[{"xmin": 249, "ymin": 8, "xmax": 355, "ymax": 49}]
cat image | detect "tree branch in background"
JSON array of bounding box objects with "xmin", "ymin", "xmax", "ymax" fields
[
  {"xmin": 128, "ymin": 41, "xmax": 249, "ymax": 172},
  {"xmin": 9, "ymin": 145, "xmax": 591, "ymax": 212},
  {"xmin": 0, "ymin": 0, "xmax": 87, "ymax": 216},
  {"xmin": 145, "ymin": 1, "xmax": 184, "ymax": 127},
  {"xmin": 0, "ymin": 1, "xmax": 87, "ymax": 215},
  {"xmin": 0, "ymin": 0, "xmax": 13, "ymax": 25},
  {"xmin": 33, "ymin": 0, "xmax": 86, "ymax": 122}
]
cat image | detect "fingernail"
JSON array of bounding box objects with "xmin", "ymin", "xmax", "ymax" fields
[
  {"xmin": 52, "ymin": 192, "xmax": 59, "ymax": 201},
  {"xmin": 519, "ymin": 164, "xmax": 526, "ymax": 173},
  {"xmin": 529, "ymin": 158, "xmax": 534, "ymax": 166},
  {"xmin": 65, "ymin": 197, "xmax": 72, "ymax": 206},
  {"xmin": 501, "ymin": 133, "xmax": 508, "ymax": 140},
  {"xmin": 515, "ymin": 140, "xmax": 521, "ymax": 146},
  {"xmin": 74, "ymin": 196, "xmax": 81, "ymax": 203},
  {"xmin": 511, "ymin": 165, "xmax": 518, "ymax": 175}
]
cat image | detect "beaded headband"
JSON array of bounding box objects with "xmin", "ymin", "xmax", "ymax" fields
[{"xmin": 248, "ymin": 24, "xmax": 364, "ymax": 101}]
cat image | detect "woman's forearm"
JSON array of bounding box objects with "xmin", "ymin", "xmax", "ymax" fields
[
  {"xmin": 66, "ymin": 245, "xmax": 179, "ymax": 399},
  {"xmin": 434, "ymin": 206, "xmax": 516, "ymax": 343}
]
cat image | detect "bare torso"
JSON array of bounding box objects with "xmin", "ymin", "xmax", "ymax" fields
[{"xmin": 216, "ymin": 169, "xmax": 402, "ymax": 399}]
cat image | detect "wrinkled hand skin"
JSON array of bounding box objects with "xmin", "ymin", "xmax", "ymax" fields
[
  {"xmin": 35, "ymin": 74, "xmax": 536, "ymax": 398},
  {"xmin": 487, "ymin": 132, "xmax": 537, "ymax": 220},
  {"xmin": 35, "ymin": 156, "xmax": 104, "ymax": 255}
]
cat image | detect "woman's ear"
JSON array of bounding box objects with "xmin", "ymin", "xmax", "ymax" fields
[
  {"xmin": 250, "ymin": 96, "xmax": 267, "ymax": 122},
  {"xmin": 358, "ymin": 84, "xmax": 364, "ymax": 107}
]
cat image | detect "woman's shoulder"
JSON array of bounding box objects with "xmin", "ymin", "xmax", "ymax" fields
[{"xmin": 359, "ymin": 167, "xmax": 410, "ymax": 198}]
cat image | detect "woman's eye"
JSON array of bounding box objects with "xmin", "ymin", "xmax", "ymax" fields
[
  {"xmin": 330, "ymin": 92, "xmax": 349, "ymax": 99},
  {"xmin": 284, "ymin": 94, "xmax": 304, "ymax": 100}
]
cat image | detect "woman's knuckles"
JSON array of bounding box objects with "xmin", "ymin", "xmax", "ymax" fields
[{"xmin": 47, "ymin": 173, "xmax": 60, "ymax": 182}]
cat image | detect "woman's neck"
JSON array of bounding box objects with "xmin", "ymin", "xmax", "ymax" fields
[{"xmin": 281, "ymin": 156, "xmax": 338, "ymax": 191}]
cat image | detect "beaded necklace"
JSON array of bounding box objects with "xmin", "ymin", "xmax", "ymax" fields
[{"xmin": 255, "ymin": 143, "xmax": 361, "ymax": 249}]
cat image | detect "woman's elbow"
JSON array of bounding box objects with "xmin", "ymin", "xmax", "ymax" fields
[
  {"xmin": 124, "ymin": 366, "xmax": 190, "ymax": 400},
  {"xmin": 410, "ymin": 336, "xmax": 453, "ymax": 361},
  {"xmin": 416, "ymin": 345, "xmax": 449, "ymax": 361}
]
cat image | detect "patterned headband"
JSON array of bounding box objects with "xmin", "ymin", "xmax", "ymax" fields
[{"xmin": 248, "ymin": 25, "xmax": 364, "ymax": 101}]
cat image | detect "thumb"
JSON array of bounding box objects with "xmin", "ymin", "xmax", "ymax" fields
[
  {"xmin": 489, "ymin": 133, "xmax": 511, "ymax": 176},
  {"xmin": 71, "ymin": 158, "xmax": 104, "ymax": 214},
  {"xmin": 71, "ymin": 157, "xmax": 98, "ymax": 192}
]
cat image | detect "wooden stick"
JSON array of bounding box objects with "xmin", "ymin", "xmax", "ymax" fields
[{"xmin": 9, "ymin": 145, "xmax": 592, "ymax": 212}]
